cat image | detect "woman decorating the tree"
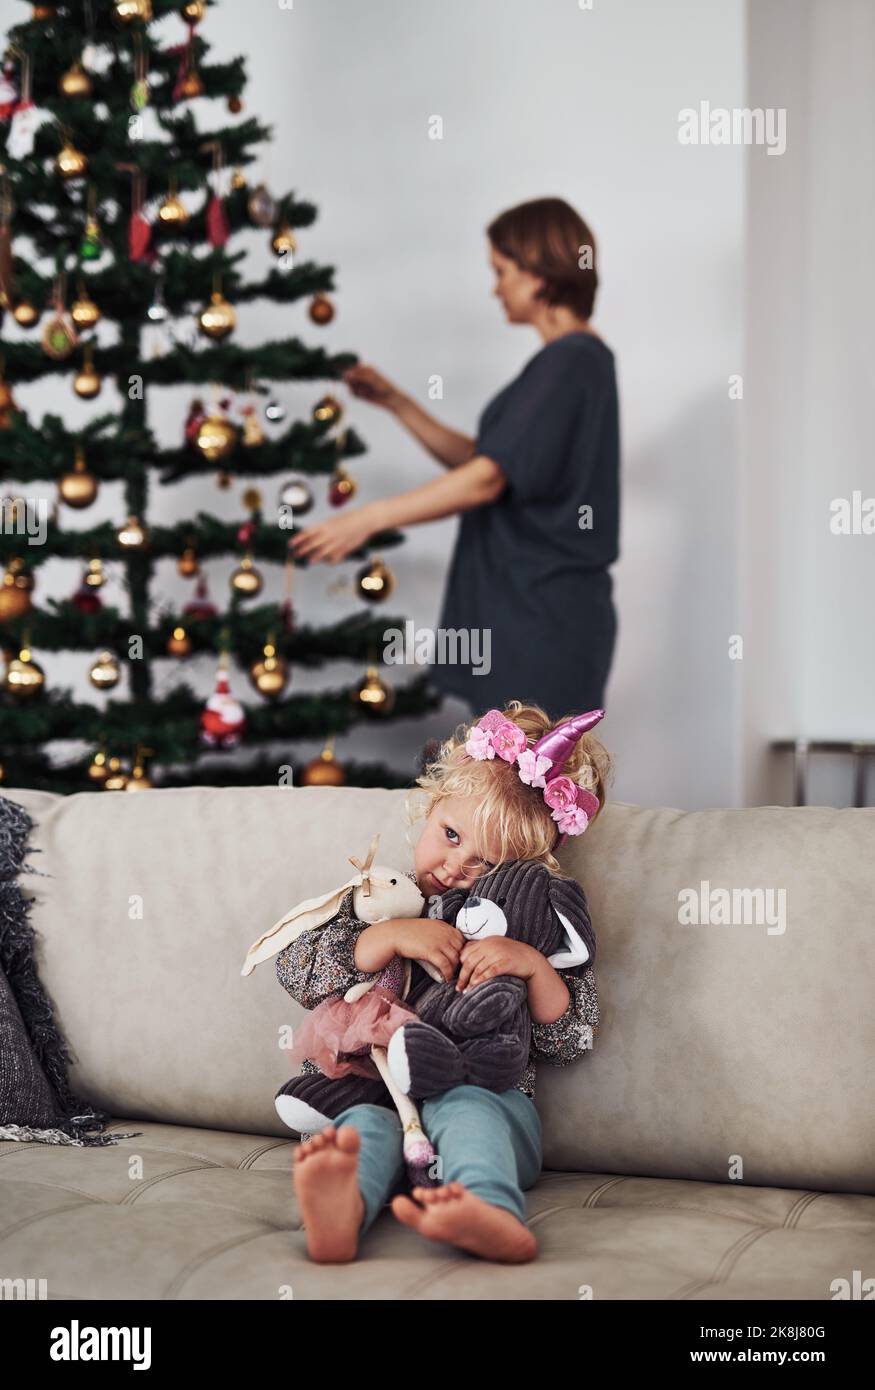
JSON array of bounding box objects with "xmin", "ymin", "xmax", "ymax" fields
[{"xmin": 290, "ymin": 196, "xmax": 621, "ymax": 719}]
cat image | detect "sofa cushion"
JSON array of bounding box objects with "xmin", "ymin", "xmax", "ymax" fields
[
  {"xmin": 2, "ymin": 786, "xmax": 873, "ymax": 1196},
  {"xmin": 1, "ymin": 1118, "xmax": 873, "ymax": 1299}
]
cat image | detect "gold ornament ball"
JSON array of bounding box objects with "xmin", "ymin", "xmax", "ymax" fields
[
  {"xmin": 182, "ymin": 0, "xmax": 205, "ymax": 21},
  {"xmin": 228, "ymin": 94, "xmax": 242, "ymax": 114},
  {"xmin": 249, "ymin": 643, "xmax": 288, "ymax": 700},
  {"xmin": 300, "ymin": 747, "xmax": 347, "ymax": 787},
  {"xmin": 177, "ymin": 547, "xmax": 199, "ymax": 577},
  {"xmin": 231, "ymin": 168, "xmax": 246, "ymax": 190},
  {"xmin": 356, "ymin": 557, "xmax": 395, "ymax": 603},
  {"xmin": 0, "ymin": 584, "xmax": 32, "ymax": 622},
  {"xmin": 279, "ymin": 476, "xmax": 314, "ymax": 515},
  {"xmin": 4, "ymin": 651, "xmax": 45, "ymax": 699},
  {"xmin": 198, "ymin": 291, "xmax": 236, "ymax": 340},
  {"xmin": 158, "ymin": 194, "xmax": 189, "ymax": 227},
  {"xmin": 230, "ymin": 556, "xmax": 263, "ymax": 598},
  {"xmin": 103, "ymin": 756, "xmax": 129, "ymax": 792},
  {"xmin": 178, "ymin": 70, "xmax": 204, "ymax": 100},
  {"xmin": 59, "ymin": 61, "xmax": 92, "ymax": 98},
  {"xmin": 73, "ymin": 364, "xmax": 102, "ymax": 398},
  {"xmin": 0, "ymin": 560, "xmax": 34, "ymax": 622},
  {"xmin": 312, "ymin": 394, "xmax": 342, "ymax": 424},
  {"xmin": 114, "ymin": 0, "xmax": 153, "ymax": 21},
  {"xmin": 87, "ymin": 751, "xmax": 109, "ymax": 784},
  {"xmin": 126, "ymin": 764, "xmax": 153, "ymax": 791},
  {"xmin": 13, "ymin": 300, "xmax": 39, "ymax": 327},
  {"xmin": 196, "ymin": 413, "xmax": 237, "ymax": 461},
  {"xmin": 271, "ymin": 223, "xmax": 297, "ymax": 258},
  {"xmin": 89, "ymin": 650, "xmax": 121, "ymax": 690},
  {"xmin": 56, "ymin": 140, "xmax": 88, "ymax": 180},
  {"xmin": 352, "ymin": 666, "xmax": 395, "ymax": 716},
  {"xmin": 116, "ymin": 515, "xmax": 149, "ymax": 549},
  {"xmin": 309, "ymin": 293, "xmax": 334, "ymax": 325},
  {"xmin": 167, "ymin": 625, "xmax": 192, "ymax": 657},
  {"xmin": 59, "ymin": 449, "xmax": 98, "ymax": 507},
  {"xmin": 84, "ymin": 558, "xmax": 106, "ymax": 588},
  {"xmin": 71, "ymin": 292, "xmax": 100, "ymax": 329}
]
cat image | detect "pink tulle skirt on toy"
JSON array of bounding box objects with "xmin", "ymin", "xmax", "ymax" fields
[{"xmin": 284, "ymin": 984, "xmax": 418, "ymax": 1081}]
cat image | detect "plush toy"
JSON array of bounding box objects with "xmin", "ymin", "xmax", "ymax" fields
[
  {"xmin": 384, "ymin": 857, "xmax": 596, "ymax": 1100},
  {"xmin": 241, "ymin": 833, "xmax": 441, "ymax": 1186}
]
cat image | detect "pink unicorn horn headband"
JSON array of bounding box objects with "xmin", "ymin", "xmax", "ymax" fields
[{"xmin": 463, "ymin": 707, "xmax": 605, "ymax": 841}]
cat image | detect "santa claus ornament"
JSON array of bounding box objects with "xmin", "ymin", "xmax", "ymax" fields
[{"xmin": 200, "ymin": 650, "xmax": 246, "ymax": 749}]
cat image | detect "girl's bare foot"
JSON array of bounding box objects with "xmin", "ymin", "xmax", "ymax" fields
[
  {"xmin": 293, "ymin": 1124, "xmax": 366, "ymax": 1263},
  {"xmin": 390, "ymin": 1182, "xmax": 537, "ymax": 1263}
]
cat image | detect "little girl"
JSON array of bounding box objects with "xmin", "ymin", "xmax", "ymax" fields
[{"xmin": 275, "ymin": 698, "xmax": 613, "ymax": 1264}]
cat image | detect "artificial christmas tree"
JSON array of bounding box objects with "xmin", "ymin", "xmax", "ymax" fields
[{"xmin": 0, "ymin": 0, "xmax": 440, "ymax": 793}]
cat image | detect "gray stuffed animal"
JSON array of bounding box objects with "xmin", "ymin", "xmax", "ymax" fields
[{"xmin": 386, "ymin": 858, "xmax": 596, "ymax": 1099}]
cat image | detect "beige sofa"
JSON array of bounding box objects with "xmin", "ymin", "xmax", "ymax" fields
[{"xmin": 1, "ymin": 784, "xmax": 873, "ymax": 1300}]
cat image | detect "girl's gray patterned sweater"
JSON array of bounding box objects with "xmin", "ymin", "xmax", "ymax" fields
[{"xmin": 275, "ymin": 870, "xmax": 599, "ymax": 1101}]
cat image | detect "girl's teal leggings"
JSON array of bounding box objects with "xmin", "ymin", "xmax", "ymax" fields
[{"xmin": 329, "ymin": 1083, "xmax": 543, "ymax": 1234}]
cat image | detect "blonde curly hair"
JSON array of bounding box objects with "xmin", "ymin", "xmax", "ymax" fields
[{"xmin": 404, "ymin": 700, "xmax": 615, "ymax": 881}]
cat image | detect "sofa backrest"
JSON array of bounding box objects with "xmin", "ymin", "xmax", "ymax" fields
[{"xmin": 5, "ymin": 786, "xmax": 874, "ymax": 1194}]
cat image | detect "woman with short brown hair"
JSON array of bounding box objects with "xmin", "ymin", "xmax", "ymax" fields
[{"xmin": 290, "ymin": 196, "xmax": 620, "ymax": 718}]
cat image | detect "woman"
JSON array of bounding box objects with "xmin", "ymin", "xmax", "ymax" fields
[{"xmin": 290, "ymin": 196, "xmax": 620, "ymax": 718}]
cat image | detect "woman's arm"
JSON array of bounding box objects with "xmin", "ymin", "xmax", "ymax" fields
[
  {"xmin": 363, "ymin": 453, "xmax": 507, "ymax": 527},
  {"xmin": 393, "ymin": 391, "xmax": 478, "ymax": 470},
  {"xmin": 288, "ymin": 454, "xmax": 507, "ymax": 565}
]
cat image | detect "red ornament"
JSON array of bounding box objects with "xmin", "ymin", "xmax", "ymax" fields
[
  {"xmin": 129, "ymin": 209, "xmax": 156, "ymax": 264},
  {"xmin": 200, "ymin": 658, "xmax": 246, "ymax": 749},
  {"xmin": 71, "ymin": 585, "xmax": 102, "ymax": 614},
  {"xmin": 183, "ymin": 576, "xmax": 218, "ymax": 620},
  {"xmin": 184, "ymin": 398, "xmax": 207, "ymax": 447},
  {"xmin": 206, "ymin": 193, "xmax": 229, "ymax": 248},
  {"xmin": 236, "ymin": 520, "xmax": 255, "ymax": 545}
]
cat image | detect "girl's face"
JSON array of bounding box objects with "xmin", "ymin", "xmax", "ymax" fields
[{"xmin": 414, "ymin": 795, "xmax": 503, "ymax": 898}]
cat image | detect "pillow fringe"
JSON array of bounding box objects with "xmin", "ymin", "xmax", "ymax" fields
[{"xmin": 0, "ymin": 794, "xmax": 142, "ymax": 1147}]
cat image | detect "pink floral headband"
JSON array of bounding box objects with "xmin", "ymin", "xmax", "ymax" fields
[{"xmin": 463, "ymin": 707, "xmax": 606, "ymax": 842}]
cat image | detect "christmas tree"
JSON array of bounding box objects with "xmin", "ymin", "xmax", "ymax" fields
[{"xmin": 0, "ymin": 0, "xmax": 441, "ymax": 794}]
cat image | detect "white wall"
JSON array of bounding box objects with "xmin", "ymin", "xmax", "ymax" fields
[
  {"xmin": 6, "ymin": 0, "xmax": 750, "ymax": 808},
  {"xmin": 742, "ymin": 0, "xmax": 875, "ymax": 810}
]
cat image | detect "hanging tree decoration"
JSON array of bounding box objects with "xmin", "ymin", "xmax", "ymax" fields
[
  {"xmin": 88, "ymin": 650, "xmax": 121, "ymax": 690},
  {"xmin": 73, "ymin": 343, "xmax": 102, "ymax": 399},
  {"xmin": 300, "ymin": 735, "xmax": 347, "ymax": 787},
  {"xmin": 249, "ymin": 630, "xmax": 288, "ymax": 701},
  {"xmin": 309, "ymin": 292, "xmax": 334, "ymax": 325},
  {"xmin": 183, "ymin": 574, "xmax": 218, "ymax": 622},
  {"xmin": 126, "ymin": 744, "xmax": 154, "ymax": 791},
  {"xmin": 328, "ymin": 427, "xmax": 357, "ymax": 506},
  {"xmin": 0, "ymin": 554, "xmax": 33, "ymax": 623},
  {"xmin": 168, "ymin": 16, "xmax": 204, "ymax": 101},
  {"xmin": 198, "ymin": 271, "xmax": 236, "ymax": 340},
  {"xmin": 0, "ymin": 354, "xmax": 20, "ymax": 427},
  {"xmin": 6, "ymin": 48, "xmax": 51, "ymax": 161},
  {"xmin": 71, "ymin": 270, "xmax": 101, "ymax": 327},
  {"xmin": 55, "ymin": 123, "xmax": 88, "ymax": 181},
  {"xmin": 202, "ymin": 139, "xmax": 230, "ymax": 248},
  {"xmin": 42, "ymin": 271, "xmax": 79, "ymax": 359},
  {"xmin": 129, "ymin": 29, "xmax": 150, "ymax": 111},
  {"xmin": 59, "ymin": 442, "xmax": 99, "ymax": 509},
  {"xmin": 59, "ymin": 54, "xmax": 92, "ymax": 99},
  {"xmin": 118, "ymin": 165, "xmax": 157, "ymax": 265},
  {"xmin": 113, "ymin": 0, "xmax": 153, "ymax": 25},
  {"xmin": 313, "ymin": 393, "xmax": 342, "ymax": 425},
  {"xmin": 200, "ymin": 634, "xmax": 246, "ymax": 750},
  {"xmin": 247, "ymin": 182, "xmax": 278, "ymax": 228},
  {"xmin": 3, "ymin": 632, "xmax": 45, "ymax": 699},
  {"xmin": 158, "ymin": 172, "xmax": 188, "ymax": 228}
]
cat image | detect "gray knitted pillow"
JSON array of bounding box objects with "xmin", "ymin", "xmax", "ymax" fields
[{"xmin": 0, "ymin": 793, "xmax": 141, "ymax": 1147}]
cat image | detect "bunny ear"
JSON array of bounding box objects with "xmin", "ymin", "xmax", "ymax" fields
[
  {"xmin": 240, "ymin": 875, "xmax": 361, "ymax": 976},
  {"xmin": 546, "ymin": 876, "xmax": 596, "ymax": 972}
]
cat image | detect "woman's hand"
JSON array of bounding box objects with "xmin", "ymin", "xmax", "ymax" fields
[
  {"xmin": 342, "ymin": 364, "xmax": 404, "ymax": 412},
  {"xmin": 455, "ymin": 938, "xmax": 540, "ymax": 993},
  {"xmin": 288, "ymin": 504, "xmax": 378, "ymax": 564}
]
